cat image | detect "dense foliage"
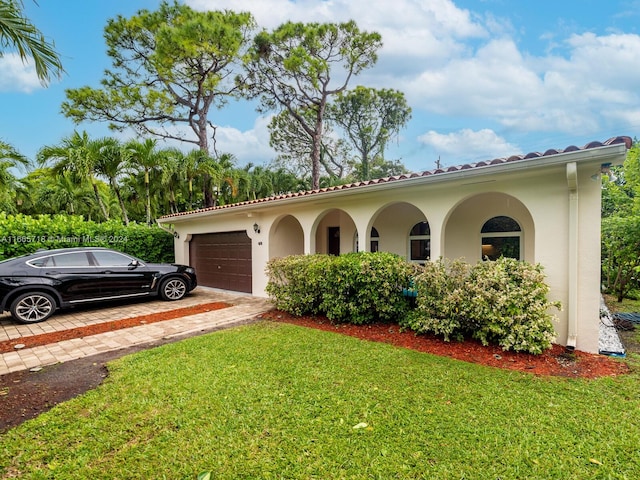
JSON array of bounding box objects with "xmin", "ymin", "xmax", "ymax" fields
[
  {"xmin": 266, "ymin": 252, "xmax": 419, "ymax": 324},
  {"xmin": 601, "ymin": 140, "xmax": 640, "ymax": 301},
  {"xmin": 0, "ymin": 213, "xmax": 174, "ymax": 263},
  {"xmin": 267, "ymin": 253, "xmax": 559, "ymax": 353},
  {"xmin": 400, "ymin": 258, "xmax": 560, "ymax": 354}
]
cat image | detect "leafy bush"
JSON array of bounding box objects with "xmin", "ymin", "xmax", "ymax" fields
[
  {"xmin": 401, "ymin": 257, "xmax": 559, "ymax": 354},
  {"xmin": 0, "ymin": 213, "xmax": 174, "ymax": 263},
  {"xmin": 266, "ymin": 252, "xmax": 419, "ymax": 324}
]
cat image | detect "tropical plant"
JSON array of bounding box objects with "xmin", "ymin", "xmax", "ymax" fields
[{"xmin": 0, "ymin": 0, "xmax": 63, "ymax": 83}]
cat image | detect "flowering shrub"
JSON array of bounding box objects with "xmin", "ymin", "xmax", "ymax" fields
[
  {"xmin": 401, "ymin": 257, "xmax": 560, "ymax": 354},
  {"xmin": 266, "ymin": 252, "xmax": 419, "ymax": 324}
]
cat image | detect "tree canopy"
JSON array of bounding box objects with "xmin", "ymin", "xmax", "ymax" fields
[
  {"xmin": 62, "ymin": 1, "xmax": 255, "ymax": 153},
  {"xmin": 245, "ymin": 20, "xmax": 382, "ymax": 189},
  {"xmin": 328, "ymin": 86, "xmax": 411, "ymax": 181}
]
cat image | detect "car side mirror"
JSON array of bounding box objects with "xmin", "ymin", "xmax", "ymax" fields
[{"xmin": 128, "ymin": 260, "xmax": 140, "ymax": 269}]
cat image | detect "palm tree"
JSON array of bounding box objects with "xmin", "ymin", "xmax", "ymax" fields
[
  {"xmin": 38, "ymin": 131, "xmax": 111, "ymax": 220},
  {"xmin": 182, "ymin": 149, "xmax": 220, "ymax": 211},
  {"xmin": 157, "ymin": 147, "xmax": 184, "ymax": 215},
  {"xmin": 125, "ymin": 138, "xmax": 160, "ymax": 225},
  {"xmin": 0, "ymin": 0, "xmax": 63, "ymax": 83},
  {"xmin": 0, "ymin": 140, "xmax": 29, "ymax": 210},
  {"xmin": 93, "ymin": 137, "xmax": 130, "ymax": 225}
]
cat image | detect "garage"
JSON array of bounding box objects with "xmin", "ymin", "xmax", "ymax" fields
[{"xmin": 189, "ymin": 231, "xmax": 252, "ymax": 293}]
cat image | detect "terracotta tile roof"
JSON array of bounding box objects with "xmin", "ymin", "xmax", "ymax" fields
[{"xmin": 159, "ymin": 136, "xmax": 632, "ymax": 220}]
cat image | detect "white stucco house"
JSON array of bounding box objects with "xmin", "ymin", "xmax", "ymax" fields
[{"xmin": 158, "ymin": 136, "xmax": 632, "ymax": 353}]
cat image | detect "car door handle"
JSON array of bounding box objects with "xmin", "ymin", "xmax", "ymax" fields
[
  {"xmin": 101, "ymin": 270, "xmax": 113, "ymax": 274},
  {"xmin": 45, "ymin": 271, "xmax": 61, "ymax": 275}
]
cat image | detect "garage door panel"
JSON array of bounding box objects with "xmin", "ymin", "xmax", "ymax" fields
[{"xmin": 190, "ymin": 231, "xmax": 252, "ymax": 293}]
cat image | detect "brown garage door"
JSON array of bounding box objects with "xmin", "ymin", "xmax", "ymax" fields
[{"xmin": 189, "ymin": 232, "xmax": 252, "ymax": 293}]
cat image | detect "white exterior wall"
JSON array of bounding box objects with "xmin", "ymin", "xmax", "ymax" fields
[{"xmin": 165, "ymin": 144, "xmax": 627, "ymax": 353}]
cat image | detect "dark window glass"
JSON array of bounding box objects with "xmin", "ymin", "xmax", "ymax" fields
[
  {"xmin": 481, "ymin": 236, "xmax": 520, "ymax": 261},
  {"xmin": 481, "ymin": 216, "xmax": 521, "ymax": 233},
  {"xmin": 50, "ymin": 252, "xmax": 91, "ymax": 267},
  {"xmin": 410, "ymin": 221, "xmax": 430, "ymax": 235},
  {"xmin": 411, "ymin": 239, "xmax": 430, "ymax": 261}
]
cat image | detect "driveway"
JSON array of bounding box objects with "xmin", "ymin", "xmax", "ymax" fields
[{"xmin": 0, "ymin": 288, "xmax": 272, "ymax": 375}]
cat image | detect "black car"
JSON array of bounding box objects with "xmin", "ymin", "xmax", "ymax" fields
[{"xmin": 0, "ymin": 247, "xmax": 197, "ymax": 323}]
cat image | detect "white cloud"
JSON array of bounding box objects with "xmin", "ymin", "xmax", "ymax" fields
[
  {"xmin": 417, "ymin": 129, "xmax": 520, "ymax": 163},
  {"xmin": 0, "ymin": 54, "xmax": 43, "ymax": 93},
  {"xmin": 187, "ymin": 0, "xmax": 640, "ymax": 149},
  {"xmin": 215, "ymin": 115, "xmax": 276, "ymax": 166}
]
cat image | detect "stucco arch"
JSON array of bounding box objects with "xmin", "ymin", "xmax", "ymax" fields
[
  {"xmin": 268, "ymin": 214, "xmax": 304, "ymax": 259},
  {"xmin": 312, "ymin": 208, "xmax": 357, "ymax": 255},
  {"xmin": 443, "ymin": 192, "xmax": 535, "ymax": 263},
  {"xmin": 368, "ymin": 201, "xmax": 429, "ymax": 258}
]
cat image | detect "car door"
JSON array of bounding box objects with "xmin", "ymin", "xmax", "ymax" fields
[
  {"xmin": 29, "ymin": 251, "xmax": 104, "ymax": 303},
  {"xmin": 88, "ymin": 250, "xmax": 156, "ymax": 298}
]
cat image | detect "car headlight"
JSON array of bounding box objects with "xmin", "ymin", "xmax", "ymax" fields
[{"xmin": 185, "ymin": 267, "xmax": 195, "ymax": 274}]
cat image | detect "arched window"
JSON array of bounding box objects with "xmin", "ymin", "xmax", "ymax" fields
[
  {"xmin": 409, "ymin": 221, "xmax": 430, "ymax": 263},
  {"xmin": 481, "ymin": 216, "xmax": 521, "ymax": 261}
]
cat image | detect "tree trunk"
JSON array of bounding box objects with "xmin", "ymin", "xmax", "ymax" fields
[
  {"xmin": 112, "ymin": 179, "xmax": 129, "ymax": 226},
  {"xmin": 91, "ymin": 177, "xmax": 110, "ymax": 221},
  {"xmin": 145, "ymin": 169, "xmax": 151, "ymax": 226}
]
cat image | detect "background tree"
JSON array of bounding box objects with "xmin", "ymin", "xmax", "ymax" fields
[
  {"xmin": 267, "ymin": 108, "xmax": 351, "ymax": 181},
  {"xmin": 93, "ymin": 137, "xmax": 130, "ymax": 225},
  {"xmin": 328, "ymin": 86, "xmax": 411, "ymax": 181},
  {"xmin": 62, "ymin": 2, "xmax": 254, "ymax": 157},
  {"xmin": 0, "ymin": 140, "xmax": 28, "ymax": 212},
  {"xmin": 0, "ymin": 0, "xmax": 63, "ymax": 83},
  {"xmin": 245, "ymin": 20, "xmax": 382, "ymax": 189},
  {"xmin": 601, "ymin": 140, "xmax": 640, "ymax": 301},
  {"xmin": 38, "ymin": 131, "xmax": 111, "ymax": 220}
]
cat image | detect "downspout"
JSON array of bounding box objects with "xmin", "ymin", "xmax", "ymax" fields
[{"xmin": 566, "ymin": 162, "xmax": 579, "ymax": 350}]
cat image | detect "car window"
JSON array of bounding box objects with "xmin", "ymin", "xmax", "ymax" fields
[
  {"xmin": 91, "ymin": 251, "xmax": 137, "ymax": 267},
  {"xmin": 50, "ymin": 252, "xmax": 92, "ymax": 267},
  {"xmin": 29, "ymin": 255, "xmax": 55, "ymax": 267}
]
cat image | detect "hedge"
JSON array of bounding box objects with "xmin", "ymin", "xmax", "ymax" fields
[
  {"xmin": 266, "ymin": 252, "xmax": 420, "ymax": 324},
  {"xmin": 0, "ymin": 213, "xmax": 174, "ymax": 263}
]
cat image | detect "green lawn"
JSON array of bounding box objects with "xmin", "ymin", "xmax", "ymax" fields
[{"xmin": 1, "ymin": 322, "xmax": 638, "ymax": 479}]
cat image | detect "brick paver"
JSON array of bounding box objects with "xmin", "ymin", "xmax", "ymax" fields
[{"xmin": 0, "ymin": 288, "xmax": 272, "ymax": 375}]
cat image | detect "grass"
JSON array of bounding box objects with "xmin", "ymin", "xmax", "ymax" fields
[{"xmin": 1, "ymin": 321, "xmax": 639, "ymax": 479}]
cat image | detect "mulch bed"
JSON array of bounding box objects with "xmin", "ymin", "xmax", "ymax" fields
[
  {"xmin": 0, "ymin": 302, "xmax": 231, "ymax": 354},
  {"xmin": 263, "ymin": 310, "xmax": 632, "ymax": 379}
]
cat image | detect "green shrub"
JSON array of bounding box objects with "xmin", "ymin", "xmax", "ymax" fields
[
  {"xmin": 0, "ymin": 213, "xmax": 174, "ymax": 263},
  {"xmin": 266, "ymin": 252, "xmax": 419, "ymax": 324},
  {"xmin": 265, "ymin": 254, "xmax": 331, "ymax": 315},
  {"xmin": 402, "ymin": 257, "xmax": 559, "ymax": 354}
]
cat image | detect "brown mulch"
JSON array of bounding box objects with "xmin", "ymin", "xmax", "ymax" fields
[
  {"xmin": 0, "ymin": 302, "xmax": 231, "ymax": 354},
  {"xmin": 263, "ymin": 310, "xmax": 632, "ymax": 379}
]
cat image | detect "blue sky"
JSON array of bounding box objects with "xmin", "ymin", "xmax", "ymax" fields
[{"xmin": 2, "ymin": 0, "xmax": 640, "ymax": 174}]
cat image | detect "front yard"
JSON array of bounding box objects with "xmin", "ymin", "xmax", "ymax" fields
[{"xmin": 1, "ymin": 321, "xmax": 638, "ymax": 479}]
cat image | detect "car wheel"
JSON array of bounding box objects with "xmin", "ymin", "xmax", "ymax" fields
[
  {"xmin": 160, "ymin": 277, "xmax": 187, "ymax": 301},
  {"xmin": 10, "ymin": 292, "xmax": 56, "ymax": 323}
]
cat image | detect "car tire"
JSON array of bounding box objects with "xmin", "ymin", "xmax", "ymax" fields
[
  {"xmin": 159, "ymin": 277, "xmax": 187, "ymax": 301},
  {"xmin": 10, "ymin": 292, "xmax": 56, "ymax": 323}
]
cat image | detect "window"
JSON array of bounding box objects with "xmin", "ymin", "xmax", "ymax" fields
[
  {"xmin": 370, "ymin": 227, "xmax": 379, "ymax": 252},
  {"xmin": 409, "ymin": 221, "xmax": 430, "ymax": 263},
  {"xmin": 354, "ymin": 227, "xmax": 380, "ymax": 252},
  {"xmin": 92, "ymin": 250, "xmax": 137, "ymax": 267},
  {"xmin": 481, "ymin": 216, "xmax": 521, "ymax": 260}
]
